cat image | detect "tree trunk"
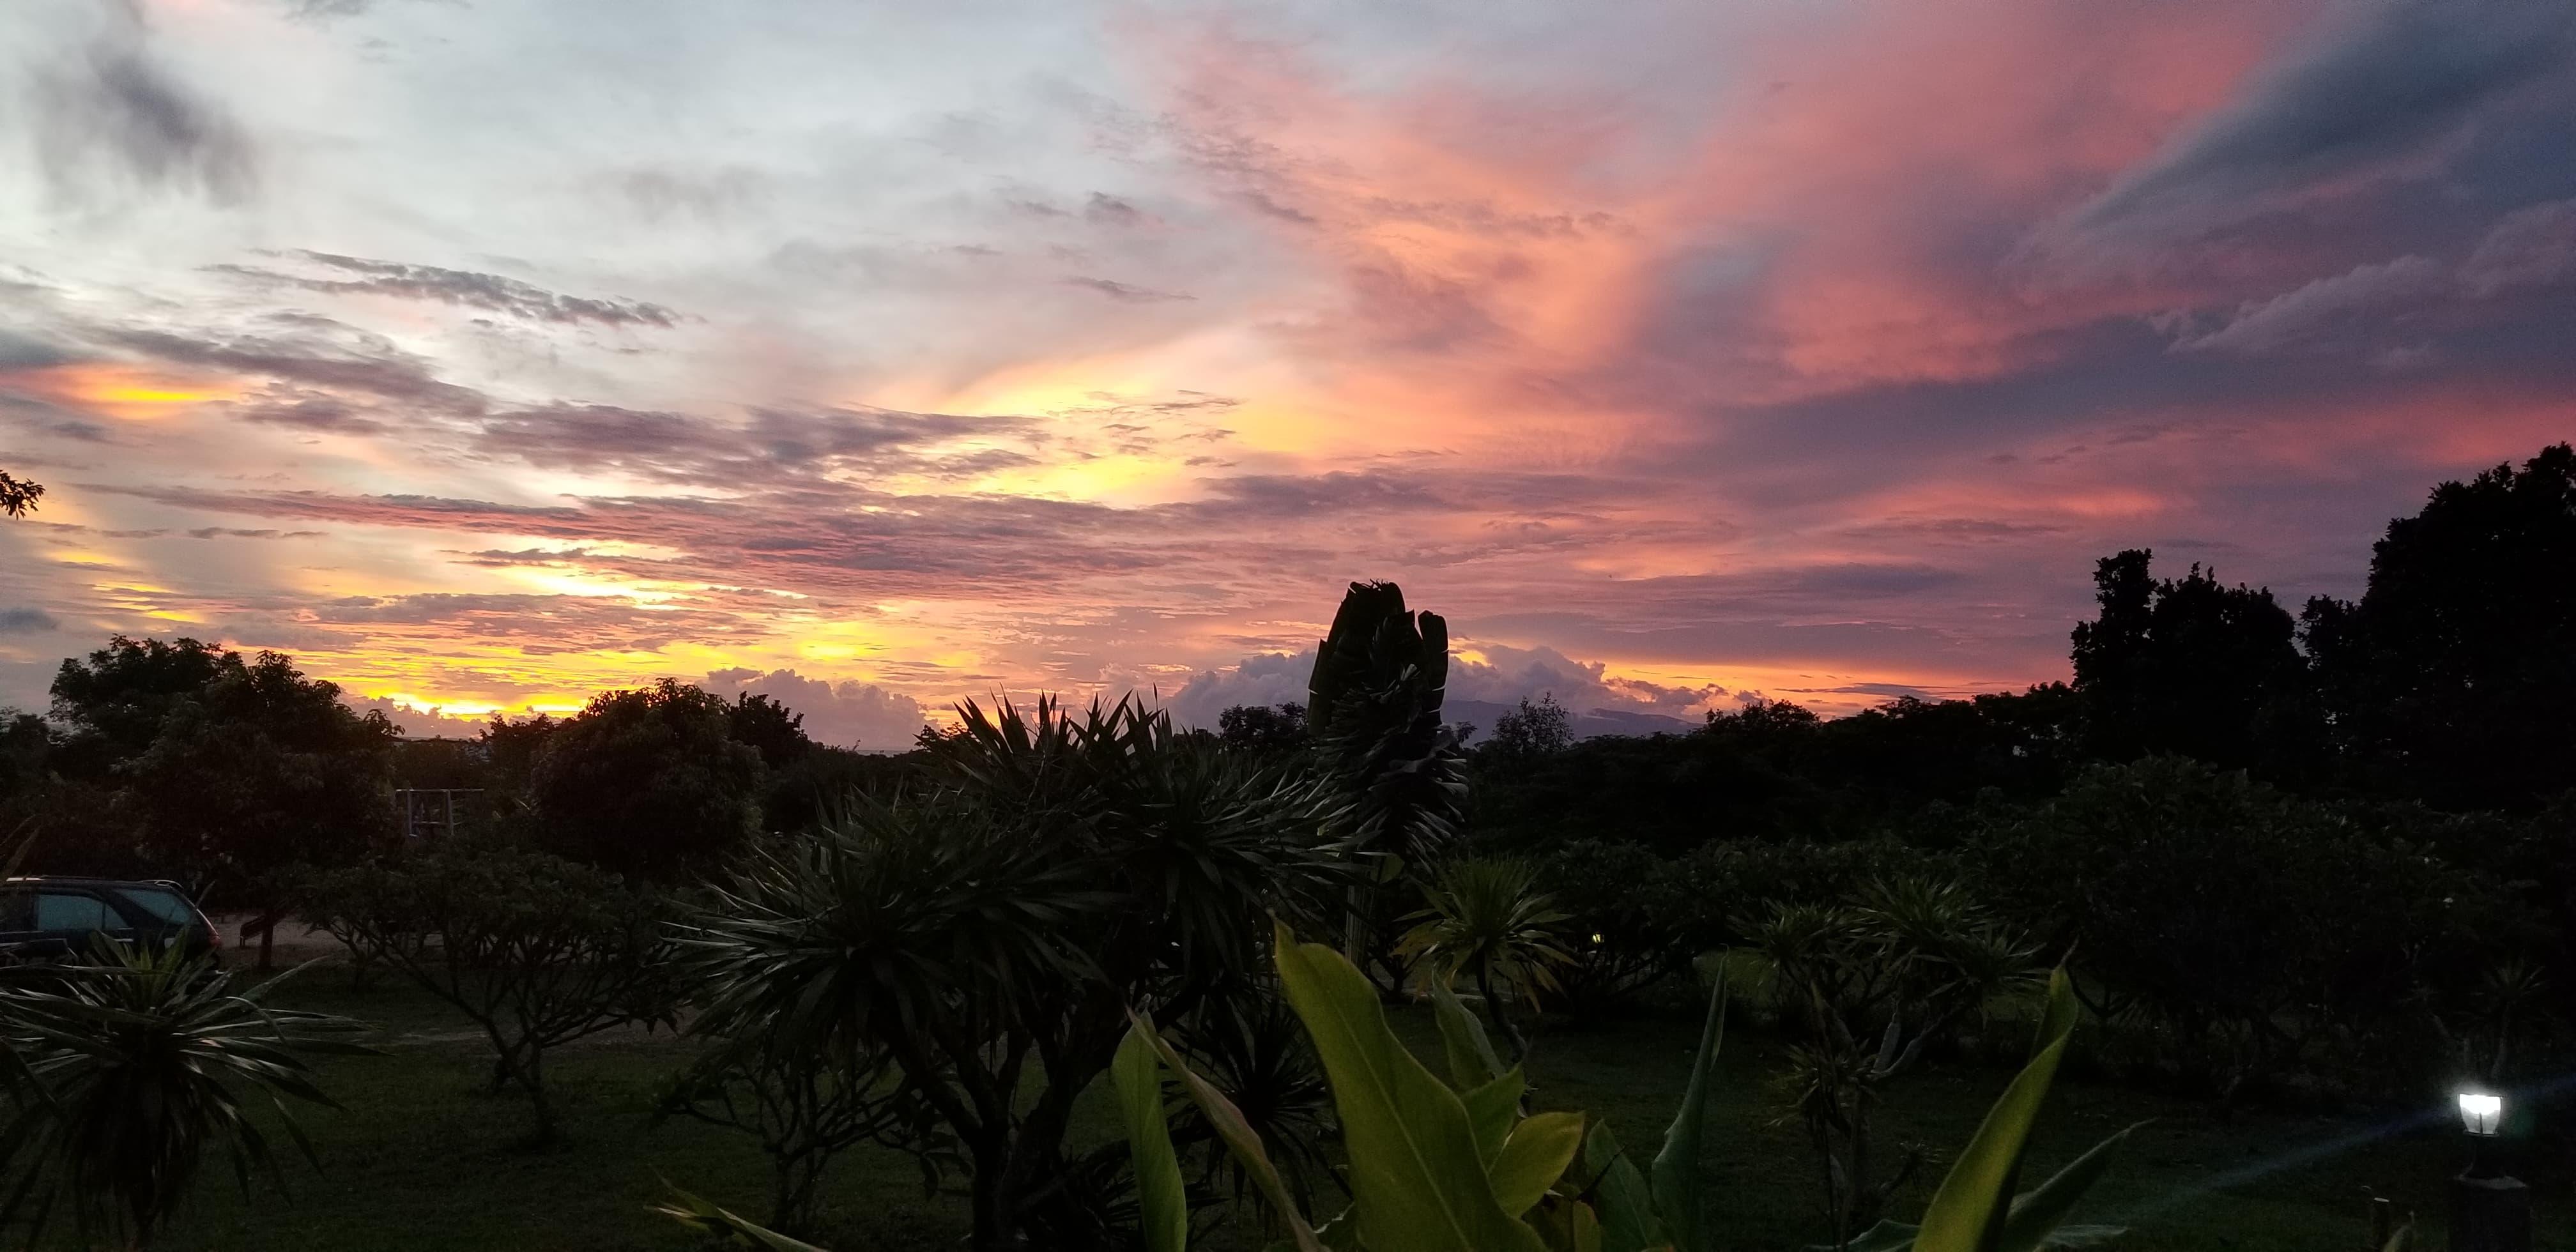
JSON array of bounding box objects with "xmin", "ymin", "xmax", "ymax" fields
[
  {"xmin": 1476, "ymin": 963, "xmax": 1529, "ymax": 1062},
  {"xmin": 967, "ymin": 1132, "xmax": 1018, "ymax": 1251},
  {"xmin": 1342, "ymin": 882, "xmax": 1372, "ymax": 970},
  {"xmin": 522, "ymin": 1048, "xmax": 556, "ymax": 1143}
]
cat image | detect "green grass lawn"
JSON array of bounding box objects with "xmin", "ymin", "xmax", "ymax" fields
[{"xmin": 107, "ymin": 971, "xmax": 2564, "ymax": 1251}]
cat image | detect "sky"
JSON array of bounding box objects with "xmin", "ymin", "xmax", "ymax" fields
[{"xmin": 2, "ymin": 0, "xmax": 2572, "ymax": 747}]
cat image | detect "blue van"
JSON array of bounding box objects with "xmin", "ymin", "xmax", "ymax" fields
[{"xmin": 0, "ymin": 876, "xmax": 221, "ymax": 963}]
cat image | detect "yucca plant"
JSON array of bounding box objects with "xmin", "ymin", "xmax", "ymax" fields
[
  {"xmin": 1398, "ymin": 858, "xmax": 1576, "ymax": 1060},
  {"xmin": 675, "ymin": 697, "xmax": 1340, "ymax": 1251},
  {"xmin": 0, "ymin": 940, "xmax": 373, "ymax": 1249}
]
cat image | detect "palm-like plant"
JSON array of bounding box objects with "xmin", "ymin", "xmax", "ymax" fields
[
  {"xmin": 1165, "ymin": 989, "xmax": 1337, "ymax": 1224},
  {"xmin": 676, "ymin": 697, "xmax": 1340, "ymax": 1251},
  {"xmin": 0, "ymin": 940, "xmax": 372, "ymax": 1249},
  {"xmin": 1398, "ymin": 859, "xmax": 1575, "ymax": 1060},
  {"xmin": 1749, "ymin": 880, "xmax": 2041, "ymax": 1246}
]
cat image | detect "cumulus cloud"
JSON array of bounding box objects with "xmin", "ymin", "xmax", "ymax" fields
[
  {"xmin": 703, "ymin": 668, "xmax": 930, "ymax": 749},
  {"xmin": 1158, "ymin": 643, "xmax": 1722, "ymax": 740}
]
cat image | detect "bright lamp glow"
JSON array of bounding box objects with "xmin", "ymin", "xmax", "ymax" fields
[{"xmin": 2458, "ymin": 1091, "xmax": 2504, "ymax": 1136}]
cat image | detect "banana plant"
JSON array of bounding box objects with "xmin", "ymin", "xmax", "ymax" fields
[
  {"xmin": 686, "ymin": 932, "xmax": 2135, "ymax": 1251},
  {"xmin": 1815, "ymin": 968, "xmax": 2137, "ymax": 1252},
  {"xmin": 1306, "ymin": 581, "xmax": 1468, "ymax": 988},
  {"xmin": 1117, "ymin": 921, "xmax": 1591, "ymax": 1251},
  {"xmin": 1114, "ymin": 931, "xmax": 2135, "ymax": 1252}
]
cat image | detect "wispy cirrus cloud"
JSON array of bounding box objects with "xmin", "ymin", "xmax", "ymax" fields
[{"xmin": 212, "ymin": 252, "xmax": 680, "ymax": 328}]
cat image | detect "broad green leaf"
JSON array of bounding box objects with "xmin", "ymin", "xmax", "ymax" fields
[
  {"xmin": 1913, "ymin": 970, "xmax": 2082, "ymax": 1252},
  {"xmin": 1128, "ymin": 1010, "xmax": 1328, "ymax": 1252},
  {"xmin": 1650, "ymin": 970, "xmax": 1726, "ymax": 1252},
  {"xmin": 2039, "ymin": 1225, "xmax": 2129, "ymax": 1248},
  {"xmin": 1273, "ymin": 921, "xmax": 1550, "ymax": 1252},
  {"xmin": 1432, "ymin": 979, "xmax": 1509, "ymax": 1090},
  {"xmin": 1492, "ymin": 1111, "xmax": 1586, "ymax": 1216},
  {"xmin": 1582, "ymin": 1122, "xmax": 1670, "ymax": 1252},
  {"xmin": 654, "ymin": 1183, "xmax": 831, "ymax": 1252},
  {"xmin": 2029, "ymin": 966, "xmax": 2080, "ymax": 1062},
  {"xmin": 1317, "ymin": 1205, "xmax": 1362, "ymax": 1251},
  {"xmin": 1997, "ymin": 1124, "xmax": 2138, "ymax": 1252},
  {"xmin": 1113, "ymin": 1025, "xmax": 1190, "ymax": 1252},
  {"xmin": 1533, "ymin": 1193, "xmax": 1608, "ymax": 1252},
  {"xmin": 1822, "ymin": 1219, "xmax": 1923, "ymax": 1252},
  {"xmin": 1464, "ymin": 1067, "xmax": 1529, "ymax": 1164}
]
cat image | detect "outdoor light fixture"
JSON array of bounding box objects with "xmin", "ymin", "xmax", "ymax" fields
[
  {"xmin": 2458, "ymin": 1090, "xmax": 2504, "ymax": 1137},
  {"xmin": 2449, "ymin": 1088, "xmax": 2529, "ymax": 1252}
]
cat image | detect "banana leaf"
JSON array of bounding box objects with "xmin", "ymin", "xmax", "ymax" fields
[
  {"xmin": 1124, "ymin": 1012, "xmax": 1329, "ymax": 1252},
  {"xmin": 1491, "ymin": 1111, "xmax": 1587, "ymax": 1216},
  {"xmin": 1650, "ymin": 970, "xmax": 1726, "ymax": 1251},
  {"xmin": 1910, "ymin": 968, "xmax": 2082, "ymax": 1252},
  {"xmin": 1112, "ymin": 1026, "xmax": 1192, "ymax": 1252},
  {"xmin": 1273, "ymin": 921, "xmax": 1550, "ymax": 1252}
]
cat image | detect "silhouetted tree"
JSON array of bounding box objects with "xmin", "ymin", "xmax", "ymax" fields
[
  {"xmin": 45, "ymin": 637, "xmax": 399, "ymax": 952},
  {"xmin": 1481, "ymin": 693, "xmax": 1573, "ymax": 762},
  {"xmin": 527, "ymin": 679, "xmax": 763, "ymax": 880},
  {"xmin": 2069, "ymin": 549, "xmax": 2318, "ymax": 775},
  {"xmin": 479, "ymin": 712, "xmax": 558, "ymax": 798},
  {"xmin": 725, "ymin": 692, "xmax": 816, "ymax": 770},
  {"xmin": 1216, "ymin": 701, "xmax": 1308, "ymax": 752},
  {"xmin": 2304, "ymin": 444, "xmax": 2576, "ymax": 810},
  {"xmin": 0, "ymin": 469, "xmax": 42, "ymax": 518}
]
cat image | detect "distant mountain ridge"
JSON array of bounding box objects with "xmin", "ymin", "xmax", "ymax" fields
[{"xmin": 1443, "ymin": 699, "xmax": 1695, "ymax": 744}]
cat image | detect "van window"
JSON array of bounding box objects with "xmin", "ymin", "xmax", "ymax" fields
[
  {"xmin": 114, "ymin": 886, "xmax": 199, "ymax": 926},
  {"xmin": 0, "ymin": 888, "xmax": 29, "ymax": 931},
  {"xmin": 36, "ymin": 892, "xmax": 113, "ymax": 931}
]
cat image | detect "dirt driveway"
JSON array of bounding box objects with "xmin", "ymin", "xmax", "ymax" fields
[{"xmin": 208, "ymin": 912, "xmax": 353, "ymax": 966}]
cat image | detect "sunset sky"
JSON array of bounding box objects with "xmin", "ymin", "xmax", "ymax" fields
[{"xmin": 3, "ymin": 0, "xmax": 2572, "ymax": 745}]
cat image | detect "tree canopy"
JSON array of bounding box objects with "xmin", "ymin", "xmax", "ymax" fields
[
  {"xmin": 42, "ymin": 637, "xmax": 399, "ymax": 900},
  {"xmin": 2305, "ymin": 443, "xmax": 2576, "ymax": 809},
  {"xmin": 525, "ymin": 678, "xmax": 767, "ymax": 881},
  {"xmin": 2069, "ymin": 549, "xmax": 2315, "ymax": 775}
]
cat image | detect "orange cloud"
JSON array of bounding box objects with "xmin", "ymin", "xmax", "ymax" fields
[{"xmin": 5, "ymin": 363, "xmax": 244, "ymax": 418}]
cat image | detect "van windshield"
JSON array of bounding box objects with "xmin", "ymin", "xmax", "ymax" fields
[{"xmin": 113, "ymin": 887, "xmax": 199, "ymax": 926}]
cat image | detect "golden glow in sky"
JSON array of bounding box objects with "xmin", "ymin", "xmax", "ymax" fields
[{"xmin": 3, "ymin": 0, "xmax": 2572, "ymax": 743}]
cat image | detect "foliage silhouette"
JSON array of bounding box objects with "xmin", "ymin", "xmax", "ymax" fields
[
  {"xmin": 40, "ymin": 638, "xmax": 398, "ymax": 957},
  {"xmin": 300, "ymin": 842, "xmax": 677, "ymax": 1141},
  {"xmin": 526, "ymin": 678, "xmax": 765, "ymax": 881},
  {"xmin": 2070, "ymin": 550, "xmax": 2319, "ymax": 777},
  {"xmin": 0, "ymin": 470, "xmax": 41, "ymax": 519},
  {"xmin": 0, "ymin": 941, "xmax": 371, "ymax": 1249},
  {"xmin": 2305, "ymin": 443, "xmax": 2576, "ymax": 809},
  {"xmin": 673, "ymin": 696, "xmax": 1339, "ymax": 1250}
]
